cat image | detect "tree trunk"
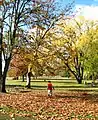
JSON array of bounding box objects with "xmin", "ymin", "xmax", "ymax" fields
[
  {"xmin": 64, "ymin": 62, "xmax": 83, "ymax": 84},
  {"xmin": 0, "ymin": 50, "xmax": 2, "ymax": 92},
  {"xmin": 1, "ymin": 76, "xmax": 6, "ymax": 93},
  {"xmin": 0, "ymin": 54, "xmax": 2, "ymax": 92},
  {"xmin": 74, "ymin": 56, "xmax": 83, "ymax": 84},
  {"xmin": 26, "ymin": 72, "xmax": 31, "ymax": 88},
  {"xmin": 76, "ymin": 76, "xmax": 82, "ymax": 84},
  {"xmin": 1, "ymin": 57, "xmax": 11, "ymax": 93},
  {"xmin": 22, "ymin": 75, "xmax": 25, "ymax": 82},
  {"xmin": 75, "ymin": 66, "xmax": 83, "ymax": 84},
  {"xmin": 0, "ymin": 77, "xmax": 2, "ymax": 92},
  {"xmin": 0, "ymin": 22, "xmax": 3, "ymax": 92}
]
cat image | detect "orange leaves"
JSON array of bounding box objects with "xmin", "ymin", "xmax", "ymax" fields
[
  {"xmin": 0, "ymin": 91, "xmax": 98, "ymax": 119},
  {"xmin": 0, "ymin": 0, "xmax": 3, "ymax": 5}
]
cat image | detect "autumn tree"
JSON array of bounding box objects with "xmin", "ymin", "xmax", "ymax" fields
[
  {"xmin": 6, "ymin": 0, "xmax": 74, "ymax": 88},
  {"xmin": 22, "ymin": 0, "xmax": 74, "ymax": 87},
  {"xmin": 48, "ymin": 16, "xmax": 98, "ymax": 84},
  {"xmin": 46, "ymin": 17, "xmax": 86, "ymax": 84},
  {"xmin": 78, "ymin": 20, "xmax": 98, "ymax": 80},
  {"xmin": 0, "ymin": 0, "xmax": 33, "ymax": 92},
  {"xmin": 8, "ymin": 48, "xmax": 29, "ymax": 78}
]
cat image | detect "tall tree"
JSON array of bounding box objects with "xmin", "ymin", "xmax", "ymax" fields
[
  {"xmin": 79, "ymin": 20, "xmax": 98, "ymax": 80},
  {"xmin": 22, "ymin": 0, "xmax": 74, "ymax": 87},
  {"xmin": 49, "ymin": 17, "xmax": 98, "ymax": 84},
  {"xmin": 0, "ymin": 0, "xmax": 32, "ymax": 92},
  {"xmin": 0, "ymin": 0, "xmax": 74, "ymax": 90},
  {"xmin": 47, "ymin": 17, "xmax": 86, "ymax": 84}
]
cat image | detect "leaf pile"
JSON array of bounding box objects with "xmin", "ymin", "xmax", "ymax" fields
[{"xmin": 0, "ymin": 91, "xmax": 98, "ymax": 119}]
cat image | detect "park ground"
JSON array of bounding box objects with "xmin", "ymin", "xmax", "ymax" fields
[{"xmin": 0, "ymin": 79, "xmax": 98, "ymax": 120}]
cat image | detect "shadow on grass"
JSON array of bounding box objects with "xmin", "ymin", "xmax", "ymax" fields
[
  {"xmin": 6, "ymin": 84, "xmax": 98, "ymax": 87},
  {"xmin": 5, "ymin": 83, "xmax": 98, "ymax": 96},
  {"xmin": 6, "ymin": 84, "xmax": 98, "ymax": 90},
  {"xmin": 31, "ymin": 80, "xmax": 77, "ymax": 84},
  {"xmin": 55, "ymin": 92, "xmax": 98, "ymax": 103},
  {"xmin": 31, "ymin": 85, "xmax": 98, "ymax": 89}
]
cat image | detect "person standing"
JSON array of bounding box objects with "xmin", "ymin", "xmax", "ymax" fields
[{"xmin": 47, "ymin": 81, "xmax": 54, "ymax": 96}]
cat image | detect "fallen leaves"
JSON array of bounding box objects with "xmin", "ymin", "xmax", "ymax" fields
[{"xmin": 0, "ymin": 91, "xmax": 98, "ymax": 119}]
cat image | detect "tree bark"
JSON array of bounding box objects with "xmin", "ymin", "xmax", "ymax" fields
[
  {"xmin": 26, "ymin": 72, "xmax": 31, "ymax": 88},
  {"xmin": 0, "ymin": 47, "xmax": 2, "ymax": 92},
  {"xmin": 64, "ymin": 61, "xmax": 83, "ymax": 84},
  {"xmin": 1, "ymin": 57, "xmax": 11, "ymax": 92},
  {"xmin": 0, "ymin": 22, "xmax": 3, "ymax": 92},
  {"xmin": 76, "ymin": 76, "xmax": 82, "ymax": 84},
  {"xmin": 22, "ymin": 74, "xmax": 25, "ymax": 82}
]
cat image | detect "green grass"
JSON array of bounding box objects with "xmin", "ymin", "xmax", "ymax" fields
[
  {"xmin": 6, "ymin": 79, "xmax": 83, "ymax": 88},
  {"xmin": 6, "ymin": 78, "xmax": 98, "ymax": 92},
  {"xmin": 0, "ymin": 113, "xmax": 31, "ymax": 120},
  {"xmin": 1, "ymin": 106, "xmax": 97, "ymax": 120},
  {"xmin": 0, "ymin": 105, "xmax": 36, "ymax": 120}
]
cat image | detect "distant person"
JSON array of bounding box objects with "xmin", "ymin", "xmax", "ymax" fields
[{"xmin": 47, "ymin": 81, "xmax": 54, "ymax": 96}]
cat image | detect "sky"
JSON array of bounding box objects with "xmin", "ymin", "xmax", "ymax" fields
[{"xmin": 56, "ymin": 0, "xmax": 98, "ymax": 20}]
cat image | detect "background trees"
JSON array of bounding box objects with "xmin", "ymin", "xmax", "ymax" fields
[
  {"xmin": 46, "ymin": 17, "xmax": 98, "ymax": 84},
  {"xmin": 79, "ymin": 20, "xmax": 98, "ymax": 80},
  {"xmin": 45, "ymin": 17, "xmax": 84, "ymax": 84},
  {"xmin": 9, "ymin": 16, "xmax": 98, "ymax": 85},
  {"xmin": 0, "ymin": 0, "xmax": 73, "ymax": 91},
  {"xmin": 1, "ymin": 0, "xmax": 97, "ymax": 91}
]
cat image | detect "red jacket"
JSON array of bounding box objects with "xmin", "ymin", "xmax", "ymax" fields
[{"xmin": 48, "ymin": 83, "xmax": 53, "ymax": 90}]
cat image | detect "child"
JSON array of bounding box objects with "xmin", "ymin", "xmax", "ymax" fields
[{"xmin": 47, "ymin": 81, "xmax": 54, "ymax": 96}]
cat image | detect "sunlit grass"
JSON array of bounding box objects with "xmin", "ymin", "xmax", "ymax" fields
[{"xmin": 6, "ymin": 77, "xmax": 98, "ymax": 92}]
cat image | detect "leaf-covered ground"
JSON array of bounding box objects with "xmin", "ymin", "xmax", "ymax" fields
[{"xmin": 0, "ymin": 90, "xmax": 98, "ymax": 120}]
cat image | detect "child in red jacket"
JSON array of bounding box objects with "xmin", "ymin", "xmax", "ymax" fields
[{"xmin": 47, "ymin": 81, "xmax": 54, "ymax": 96}]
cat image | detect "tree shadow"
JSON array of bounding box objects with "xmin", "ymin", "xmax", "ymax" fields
[{"xmin": 55, "ymin": 93, "xmax": 98, "ymax": 103}]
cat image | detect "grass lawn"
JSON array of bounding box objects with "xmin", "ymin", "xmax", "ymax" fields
[{"xmin": 6, "ymin": 78, "xmax": 98, "ymax": 92}]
